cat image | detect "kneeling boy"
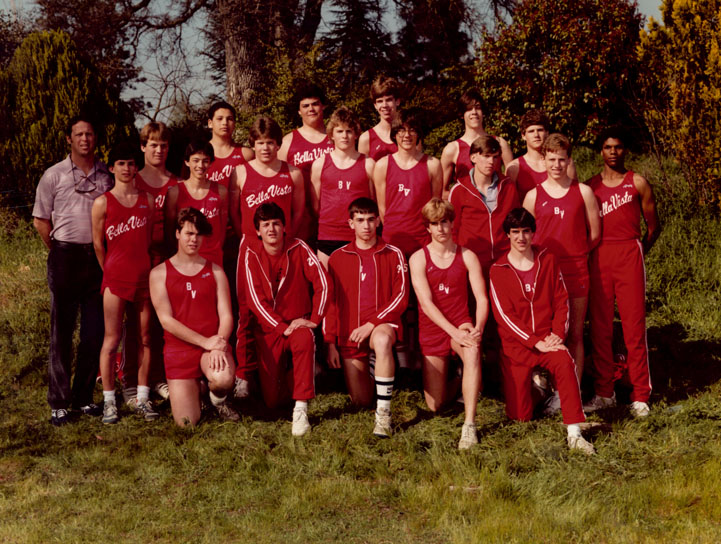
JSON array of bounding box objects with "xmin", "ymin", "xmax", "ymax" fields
[
  {"xmin": 409, "ymin": 198, "xmax": 488, "ymax": 449},
  {"xmin": 242, "ymin": 203, "xmax": 330, "ymax": 436},
  {"xmin": 149, "ymin": 207, "xmax": 239, "ymax": 426},
  {"xmin": 324, "ymin": 197, "xmax": 409, "ymax": 438},
  {"xmin": 489, "ymin": 208, "xmax": 594, "ymax": 454}
]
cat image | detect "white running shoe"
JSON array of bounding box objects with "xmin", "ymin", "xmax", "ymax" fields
[
  {"xmin": 373, "ymin": 407, "xmax": 392, "ymax": 438},
  {"xmin": 630, "ymin": 401, "xmax": 650, "ymax": 418},
  {"xmin": 583, "ymin": 394, "xmax": 617, "ymax": 413},
  {"xmin": 291, "ymin": 408, "xmax": 310, "ymax": 436},
  {"xmin": 133, "ymin": 397, "xmax": 160, "ymax": 421},
  {"xmin": 458, "ymin": 423, "xmax": 478, "ymax": 450},
  {"xmin": 102, "ymin": 402, "xmax": 119, "ymax": 425},
  {"xmin": 153, "ymin": 382, "xmax": 170, "ymax": 401},
  {"xmin": 543, "ymin": 391, "xmax": 562, "ymax": 416},
  {"xmin": 567, "ymin": 435, "xmax": 596, "ymax": 455},
  {"xmin": 234, "ymin": 377, "xmax": 250, "ymax": 399}
]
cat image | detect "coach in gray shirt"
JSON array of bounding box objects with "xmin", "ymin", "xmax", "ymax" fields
[{"xmin": 33, "ymin": 115, "xmax": 113, "ymax": 426}]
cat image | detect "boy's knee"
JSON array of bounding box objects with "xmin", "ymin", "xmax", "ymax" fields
[{"xmin": 371, "ymin": 330, "xmax": 393, "ymax": 352}]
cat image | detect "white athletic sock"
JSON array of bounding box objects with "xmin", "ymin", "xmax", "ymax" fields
[
  {"xmin": 209, "ymin": 391, "xmax": 227, "ymax": 407},
  {"xmin": 567, "ymin": 423, "xmax": 582, "ymax": 438},
  {"xmin": 294, "ymin": 400, "xmax": 308, "ymax": 412},
  {"xmin": 375, "ymin": 376, "xmax": 394, "ymax": 411},
  {"xmin": 103, "ymin": 390, "xmax": 116, "ymax": 404},
  {"xmin": 137, "ymin": 385, "xmax": 150, "ymax": 403}
]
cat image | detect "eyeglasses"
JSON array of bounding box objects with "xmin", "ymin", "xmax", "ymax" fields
[
  {"xmin": 396, "ymin": 127, "xmax": 418, "ymax": 136},
  {"xmin": 71, "ymin": 161, "xmax": 98, "ymax": 194}
]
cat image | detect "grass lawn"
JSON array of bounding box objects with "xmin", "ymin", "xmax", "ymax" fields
[
  {"xmin": 1, "ymin": 152, "xmax": 721, "ymax": 543},
  {"xmin": 3, "ymin": 378, "xmax": 721, "ymax": 543}
]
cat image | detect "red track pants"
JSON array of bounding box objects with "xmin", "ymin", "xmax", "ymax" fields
[
  {"xmin": 255, "ymin": 326, "xmax": 315, "ymax": 409},
  {"xmin": 500, "ymin": 346, "xmax": 585, "ymax": 425},
  {"xmin": 235, "ymin": 238, "xmax": 257, "ymax": 379},
  {"xmin": 589, "ymin": 240, "xmax": 651, "ymax": 402}
]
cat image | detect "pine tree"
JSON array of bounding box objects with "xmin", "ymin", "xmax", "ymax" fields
[{"xmin": 0, "ymin": 30, "xmax": 135, "ymax": 202}]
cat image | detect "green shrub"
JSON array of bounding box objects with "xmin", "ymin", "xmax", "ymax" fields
[{"xmin": 638, "ymin": 0, "xmax": 721, "ymax": 208}]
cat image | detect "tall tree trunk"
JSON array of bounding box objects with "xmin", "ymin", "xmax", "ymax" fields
[
  {"xmin": 216, "ymin": 0, "xmax": 324, "ymax": 111},
  {"xmin": 217, "ymin": 0, "xmax": 263, "ymax": 112}
]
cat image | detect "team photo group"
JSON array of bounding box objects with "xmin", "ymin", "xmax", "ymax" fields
[{"xmin": 33, "ymin": 75, "xmax": 660, "ymax": 455}]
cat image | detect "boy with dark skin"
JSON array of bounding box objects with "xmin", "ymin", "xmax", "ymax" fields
[{"xmin": 584, "ymin": 128, "xmax": 661, "ymax": 418}]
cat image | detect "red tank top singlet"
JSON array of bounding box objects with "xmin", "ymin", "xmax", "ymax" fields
[
  {"xmin": 240, "ymin": 162, "xmax": 294, "ymax": 239},
  {"xmin": 103, "ymin": 191, "xmax": 152, "ymax": 287},
  {"xmin": 135, "ymin": 173, "xmax": 178, "ymax": 259},
  {"xmin": 318, "ymin": 154, "xmax": 371, "ymax": 241},
  {"xmin": 589, "ymin": 171, "xmax": 642, "ymax": 242},
  {"xmin": 163, "ymin": 260, "xmax": 218, "ymax": 353},
  {"xmin": 287, "ymin": 130, "xmax": 334, "ymax": 179},
  {"xmin": 516, "ymin": 156, "xmax": 547, "ymax": 202},
  {"xmin": 534, "ymin": 181, "xmax": 589, "ymax": 260},
  {"xmin": 176, "ymin": 182, "xmax": 224, "ymax": 266},
  {"xmin": 512, "ymin": 260, "xmax": 539, "ymax": 299},
  {"xmin": 207, "ymin": 146, "xmax": 248, "ymax": 188},
  {"xmin": 456, "ymin": 139, "xmax": 474, "ymax": 181},
  {"xmin": 418, "ymin": 245, "xmax": 471, "ymax": 331},
  {"xmin": 383, "ymin": 155, "xmax": 432, "ymax": 255},
  {"xmin": 368, "ymin": 128, "xmax": 398, "ymax": 161}
]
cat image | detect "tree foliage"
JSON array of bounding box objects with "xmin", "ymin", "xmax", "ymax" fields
[
  {"xmin": 394, "ymin": 0, "xmax": 474, "ymax": 83},
  {"xmin": 0, "ymin": 31, "xmax": 135, "ymax": 203},
  {"xmin": 205, "ymin": 0, "xmax": 324, "ymax": 111},
  {"xmin": 475, "ymin": 0, "xmax": 643, "ymax": 152},
  {"xmin": 638, "ymin": 0, "xmax": 721, "ymax": 208},
  {"xmin": 35, "ymin": 0, "xmax": 207, "ymax": 112},
  {"xmin": 319, "ymin": 0, "xmax": 395, "ymax": 93}
]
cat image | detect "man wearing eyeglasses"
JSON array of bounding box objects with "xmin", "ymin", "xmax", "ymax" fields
[{"xmin": 33, "ymin": 115, "xmax": 113, "ymax": 426}]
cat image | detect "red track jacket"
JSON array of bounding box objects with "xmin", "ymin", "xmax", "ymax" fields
[
  {"xmin": 449, "ymin": 173, "xmax": 520, "ymax": 270},
  {"xmin": 489, "ymin": 246, "xmax": 569, "ymax": 355},
  {"xmin": 323, "ymin": 238, "xmax": 409, "ymax": 348},
  {"xmin": 243, "ymin": 237, "xmax": 330, "ymax": 336}
]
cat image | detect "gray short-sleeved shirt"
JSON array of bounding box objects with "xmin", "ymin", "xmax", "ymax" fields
[{"xmin": 32, "ymin": 155, "xmax": 113, "ymax": 244}]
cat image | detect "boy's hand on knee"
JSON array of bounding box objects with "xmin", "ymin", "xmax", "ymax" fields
[
  {"xmin": 349, "ymin": 322, "xmax": 374, "ymax": 343},
  {"xmin": 535, "ymin": 339, "xmax": 568, "ymax": 353},
  {"xmin": 208, "ymin": 349, "xmax": 228, "ymax": 371},
  {"xmin": 284, "ymin": 318, "xmax": 317, "ymax": 336},
  {"xmin": 544, "ymin": 333, "xmax": 563, "ymax": 347},
  {"xmin": 459, "ymin": 323, "xmax": 481, "ymax": 345}
]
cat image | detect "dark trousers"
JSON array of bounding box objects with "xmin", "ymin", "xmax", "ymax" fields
[{"xmin": 46, "ymin": 242, "xmax": 104, "ymax": 409}]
